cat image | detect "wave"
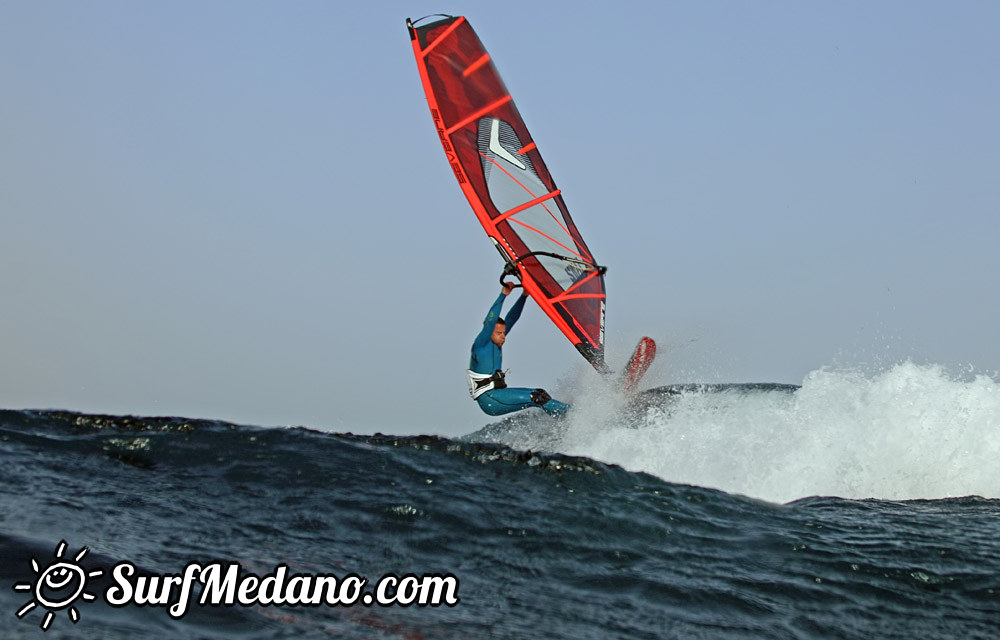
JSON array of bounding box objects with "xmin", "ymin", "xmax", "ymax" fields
[
  {"xmin": 2, "ymin": 405, "xmax": 999, "ymax": 639},
  {"xmin": 470, "ymin": 360, "xmax": 1000, "ymax": 503}
]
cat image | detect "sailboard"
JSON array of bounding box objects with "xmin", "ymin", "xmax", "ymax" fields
[
  {"xmin": 406, "ymin": 15, "xmax": 611, "ymax": 373},
  {"xmin": 620, "ymin": 337, "xmax": 657, "ymax": 395}
]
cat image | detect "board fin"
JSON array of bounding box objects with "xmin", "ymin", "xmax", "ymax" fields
[{"xmin": 620, "ymin": 337, "xmax": 657, "ymax": 395}]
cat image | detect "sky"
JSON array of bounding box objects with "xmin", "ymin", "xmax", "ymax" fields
[{"xmin": 1, "ymin": 1, "xmax": 997, "ymax": 435}]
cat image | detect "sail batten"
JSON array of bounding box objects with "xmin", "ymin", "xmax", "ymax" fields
[{"xmin": 496, "ymin": 190, "xmax": 561, "ymax": 223}]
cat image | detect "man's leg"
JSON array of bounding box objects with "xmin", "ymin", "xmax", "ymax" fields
[
  {"xmin": 477, "ymin": 388, "xmax": 571, "ymax": 417},
  {"xmin": 528, "ymin": 389, "xmax": 571, "ymax": 417}
]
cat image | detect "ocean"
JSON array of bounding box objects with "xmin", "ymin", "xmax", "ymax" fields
[{"xmin": 2, "ymin": 361, "xmax": 998, "ymax": 639}]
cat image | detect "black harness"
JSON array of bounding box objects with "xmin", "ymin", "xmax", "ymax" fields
[{"xmin": 474, "ymin": 369, "xmax": 507, "ymax": 392}]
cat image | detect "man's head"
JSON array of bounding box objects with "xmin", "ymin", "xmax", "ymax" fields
[{"xmin": 491, "ymin": 319, "xmax": 507, "ymax": 346}]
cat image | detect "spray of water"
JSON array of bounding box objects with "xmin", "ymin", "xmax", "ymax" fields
[{"xmin": 546, "ymin": 361, "xmax": 1000, "ymax": 503}]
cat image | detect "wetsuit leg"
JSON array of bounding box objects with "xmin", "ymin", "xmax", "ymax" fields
[
  {"xmin": 476, "ymin": 388, "xmax": 571, "ymax": 417},
  {"xmin": 476, "ymin": 388, "xmax": 536, "ymax": 416},
  {"xmin": 540, "ymin": 398, "xmax": 571, "ymax": 417}
]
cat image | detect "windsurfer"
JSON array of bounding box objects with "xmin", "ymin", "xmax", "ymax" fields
[{"xmin": 467, "ymin": 282, "xmax": 571, "ymax": 417}]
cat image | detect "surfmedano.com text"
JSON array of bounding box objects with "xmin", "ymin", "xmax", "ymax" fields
[{"xmin": 106, "ymin": 562, "xmax": 461, "ymax": 618}]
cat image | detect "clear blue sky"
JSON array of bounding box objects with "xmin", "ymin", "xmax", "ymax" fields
[{"xmin": 2, "ymin": 1, "xmax": 997, "ymax": 434}]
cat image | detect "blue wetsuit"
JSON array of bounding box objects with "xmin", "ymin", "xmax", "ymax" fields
[{"xmin": 469, "ymin": 292, "xmax": 570, "ymax": 417}]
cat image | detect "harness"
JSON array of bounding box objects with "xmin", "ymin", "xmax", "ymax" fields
[{"xmin": 467, "ymin": 369, "xmax": 508, "ymax": 400}]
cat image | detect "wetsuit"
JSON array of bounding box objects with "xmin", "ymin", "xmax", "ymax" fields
[{"xmin": 468, "ymin": 292, "xmax": 570, "ymax": 417}]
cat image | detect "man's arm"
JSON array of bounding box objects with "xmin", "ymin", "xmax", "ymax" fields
[
  {"xmin": 503, "ymin": 292, "xmax": 528, "ymax": 334},
  {"xmin": 472, "ymin": 291, "xmax": 507, "ymax": 350}
]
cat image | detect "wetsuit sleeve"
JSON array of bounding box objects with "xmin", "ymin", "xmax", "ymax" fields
[
  {"xmin": 472, "ymin": 293, "xmax": 507, "ymax": 350},
  {"xmin": 503, "ymin": 293, "xmax": 528, "ymax": 334}
]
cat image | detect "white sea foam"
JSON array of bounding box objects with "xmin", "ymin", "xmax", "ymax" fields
[{"xmin": 556, "ymin": 361, "xmax": 1000, "ymax": 503}]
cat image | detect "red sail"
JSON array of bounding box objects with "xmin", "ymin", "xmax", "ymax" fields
[{"xmin": 407, "ymin": 15, "xmax": 608, "ymax": 372}]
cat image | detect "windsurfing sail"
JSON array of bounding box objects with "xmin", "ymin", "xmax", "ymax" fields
[{"xmin": 407, "ymin": 15, "xmax": 609, "ymax": 373}]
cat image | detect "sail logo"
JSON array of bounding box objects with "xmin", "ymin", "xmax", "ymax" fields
[
  {"xmin": 431, "ymin": 108, "xmax": 467, "ymax": 184},
  {"xmin": 12, "ymin": 542, "xmax": 461, "ymax": 632}
]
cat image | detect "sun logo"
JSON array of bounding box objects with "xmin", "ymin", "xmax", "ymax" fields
[{"xmin": 13, "ymin": 540, "xmax": 103, "ymax": 631}]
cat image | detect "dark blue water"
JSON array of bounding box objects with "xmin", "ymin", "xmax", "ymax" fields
[{"xmin": 2, "ymin": 407, "xmax": 998, "ymax": 639}]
